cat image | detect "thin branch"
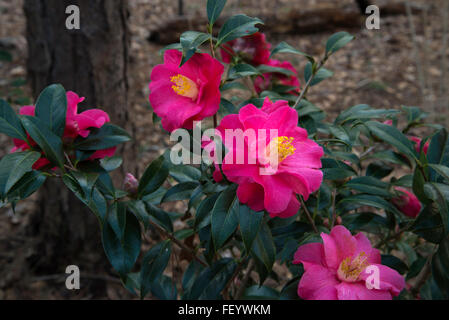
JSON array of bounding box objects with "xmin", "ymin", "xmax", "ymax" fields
[
  {"xmin": 298, "ymin": 195, "xmax": 318, "ymax": 233},
  {"xmin": 222, "ymin": 259, "xmax": 246, "ymax": 300},
  {"xmin": 235, "ymin": 259, "xmax": 255, "ymax": 300},
  {"xmin": 293, "ymin": 56, "xmax": 327, "ymax": 109},
  {"xmin": 147, "ymin": 220, "xmax": 208, "ymax": 267}
]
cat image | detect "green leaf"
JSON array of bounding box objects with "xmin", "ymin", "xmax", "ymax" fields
[
  {"xmin": 168, "ymin": 164, "xmax": 201, "ymax": 183},
  {"xmin": 228, "ymin": 63, "xmax": 261, "ymax": 80},
  {"xmin": 411, "ymin": 203, "xmax": 445, "ymax": 243},
  {"xmin": 325, "ymin": 31, "xmax": 355, "ymax": 55},
  {"xmin": 322, "ymin": 158, "xmax": 356, "ymax": 180},
  {"xmin": 21, "ymin": 116, "xmax": 65, "ymax": 167},
  {"xmin": 428, "ymin": 129, "xmax": 449, "ymax": 181},
  {"xmin": 304, "ymin": 62, "xmax": 333, "ymax": 86},
  {"xmin": 34, "ymin": 84, "xmax": 67, "ymax": 137},
  {"xmin": 344, "ymin": 176, "xmax": 390, "ymax": 197},
  {"xmin": 342, "ymin": 212, "xmax": 388, "ymax": 234},
  {"xmin": 211, "ymin": 185, "xmax": 239, "ymax": 250},
  {"xmin": 195, "ymin": 193, "xmax": 220, "ymax": 230},
  {"xmin": 100, "ymin": 156, "xmax": 123, "ymax": 172},
  {"xmin": 423, "ymin": 183, "xmax": 449, "ymax": 234},
  {"xmin": 0, "ymin": 152, "xmax": 41, "ymax": 199},
  {"xmin": 217, "ymin": 14, "xmax": 263, "ymax": 46},
  {"xmin": 270, "ymin": 41, "xmax": 314, "ymax": 62},
  {"xmin": 241, "ymin": 285, "xmax": 280, "ymax": 300},
  {"xmin": 256, "ymin": 65, "xmax": 295, "ymax": 77},
  {"xmin": 366, "ymin": 121, "xmax": 417, "ymax": 160},
  {"xmin": 238, "ymin": 205, "xmax": 263, "ymax": 253},
  {"xmin": 207, "ymin": 0, "xmax": 227, "ymax": 25},
  {"xmin": 432, "ymin": 235, "xmax": 449, "ymax": 297},
  {"xmin": 338, "ymin": 194, "xmax": 402, "ymax": 215},
  {"xmin": 185, "ymin": 258, "xmax": 236, "ymax": 299},
  {"xmin": 102, "ymin": 202, "xmax": 141, "ymax": 276},
  {"xmin": 180, "ymin": 31, "xmax": 211, "ymax": 66},
  {"xmin": 428, "ymin": 164, "xmax": 449, "ymax": 184},
  {"xmin": 138, "ymin": 155, "xmax": 169, "ymax": 198},
  {"xmin": 381, "ymin": 254, "xmax": 408, "ymax": 274},
  {"xmin": 6, "ymin": 170, "xmax": 46, "ymax": 202},
  {"xmin": 251, "ymin": 221, "xmax": 276, "ymax": 281},
  {"xmin": 74, "ymin": 123, "xmax": 131, "ymax": 151},
  {"xmin": 145, "ymin": 202, "xmax": 174, "ymax": 232},
  {"xmin": 162, "ymin": 181, "xmax": 200, "ymax": 203},
  {"xmin": 140, "ymin": 240, "xmax": 172, "ymax": 299},
  {"xmin": 0, "ymin": 99, "xmax": 28, "ymax": 140}
]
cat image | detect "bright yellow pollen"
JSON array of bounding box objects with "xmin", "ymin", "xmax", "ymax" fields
[
  {"xmin": 337, "ymin": 252, "xmax": 369, "ymax": 282},
  {"xmin": 274, "ymin": 136, "xmax": 296, "ymax": 162},
  {"xmin": 170, "ymin": 74, "xmax": 199, "ymax": 100}
]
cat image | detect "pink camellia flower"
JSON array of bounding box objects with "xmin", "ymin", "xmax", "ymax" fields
[
  {"xmin": 205, "ymin": 97, "xmax": 323, "ymax": 218},
  {"xmin": 149, "ymin": 49, "xmax": 224, "ymax": 132},
  {"xmin": 391, "ymin": 186, "xmax": 422, "ymax": 218},
  {"xmin": 124, "ymin": 173, "xmax": 139, "ymax": 194},
  {"xmin": 254, "ymin": 59, "xmax": 300, "ymax": 94},
  {"xmin": 220, "ymin": 32, "xmax": 271, "ymax": 66},
  {"xmin": 11, "ymin": 91, "xmax": 115, "ymax": 169},
  {"xmin": 409, "ymin": 136, "xmax": 429, "ymax": 155},
  {"xmin": 293, "ymin": 225, "xmax": 405, "ymax": 300},
  {"xmin": 383, "ymin": 119, "xmax": 393, "ymax": 126}
]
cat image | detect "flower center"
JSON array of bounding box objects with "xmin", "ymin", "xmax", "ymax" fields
[
  {"xmin": 170, "ymin": 74, "xmax": 199, "ymax": 100},
  {"xmin": 337, "ymin": 252, "xmax": 369, "ymax": 282},
  {"xmin": 269, "ymin": 136, "xmax": 296, "ymax": 162}
]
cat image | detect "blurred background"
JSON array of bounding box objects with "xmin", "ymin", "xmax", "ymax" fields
[{"xmin": 0, "ymin": 0, "xmax": 447, "ymax": 299}]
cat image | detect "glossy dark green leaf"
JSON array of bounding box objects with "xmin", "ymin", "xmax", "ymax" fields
[
  {"xmin": 270, "ymin": 41, "xmax": 314, "ymax": 62},
  {"xmin": 74, "ymin": 123, "xmax": 131, "ymax": 151},
  {"xmin": 344, "ymin": 176, "xmax": 390, "ymax": 197},
  {"xmin": 184, "ymin": 258, "xmax": 236, "ymax": 300},
  {"xmin": 211, "ymin": 184, "xmax": 239, "ymax": 250},
  {"xmin": 0, "ymin": 151, "xmax": 41, "ymax": 199},
  {"xmin": 21, "ymin": 116, "xmax": 65, "ymax": 167},
  {"xmin": 238, "ymin": 205, "xmax": 263, "ymax": 253},
  {"xmin": 322, "ymin": 158, "xmax": 356, "ymax": 180},
  {"xmin": 207, "ymin": 0, "xmax": 227, "ymax": 25},
  {"xmin": 0, "ymin": 99, "xmax": 27, "ymax": 140},
  {"xmin": 411, "ymin": 203, "xmax": 445, "ymax": 243},
  {"xmin": 6, "ymin": 170, "xmax": 46, "ymax": 202},
  {"xmin": 325, "ymin": 31, "xmax": 355, "ymax": 55},
  {"xmin": 180, "ymin": 31, "xmax": 211, "ymax": 66},
  {"xmin": 241, "ymin": 285, "xmax": 279, "ymax": 300},
  {"xmin": 366, "ymin": 121, "xmax": 416, "ymax": 160},
  {"xmin": 251, "ymin": 221, "xmax": 276, "ymax": 279},
  {"xmin": 140, "ymin": 240, "xmax": 172, "ymax": 299},
  {"xmin": 195, "ymin": 193, "xmax": 220, "ymax": 230},
  {"xmin": 304, "ymin": 62, "xmax": 333, "ymax": 86},
  {"xmin": 34, "ymin": 84, "xmax": 67, "ymax": 137},
  {"xmin": 102, "ymin": 203, "xmax": 141, "ymax": 276},
  {"xmin": 228, "ymin": 63, "xmax": 261, "ymax": 80},
  {"xmin": 381, "ymin": 254, "xmax": 408, "ymax": 274},
  {"xmin": 217, "ymin": 15, "xmax": 262, "ymax": 46},
  {"xmin": 432, "ymin": 235, "xmax": 449, "ymax": 297},
  {"xmin": 138, "ymin": 155, "xmax": 169, "ymax": 198},
  {"xmin": 162, "ymin": 181, "xmax": 200, "ymax": 203}
]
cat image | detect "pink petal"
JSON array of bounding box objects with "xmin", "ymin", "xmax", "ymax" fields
[
  {"xmin": 293, "ymin": 242, "xmax": 325, "ymax": 269},
  {"xmin": 359, "ymin": 264, "xmax": 405, "ymax": 297},
  {"xmin": 236, "ymin": 182, "xmax": 265, "ymax": 212},
  {"xmin": 297, "ymin": 265, "xmax": 339, "ymax": 300},
  {"xmin": 321, "ymin": 226, "xmax": 357, "ymax": 269},
  {"xmin": 336, "ymin": 282, "xmax": 392, "ymax": 300}
]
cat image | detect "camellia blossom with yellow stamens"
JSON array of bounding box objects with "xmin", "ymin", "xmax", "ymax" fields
[
  {"xmin": 149, "ymin": 49, "xmax": 224, "ymax": 132},
  {"xmin": 204, "ymin": 97, "xmax": 324, "ymax": 218},
  {"xmin": 293, "ymin": 225, "xmax": 405, "ymax": 300}
]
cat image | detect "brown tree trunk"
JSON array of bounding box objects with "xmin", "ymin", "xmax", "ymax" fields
[{"xmin": 13, "ymin": 0, "xmax": 136, "ymax": 294}]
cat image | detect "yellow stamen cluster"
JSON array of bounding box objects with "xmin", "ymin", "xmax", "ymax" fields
[
  {"xmin": 274, "ymin": 136, "xmax": 296, "ymax": 162},
  {"xmin": 338, "ymin": 252, "xmax": 369, "ymax": 282},
  {"xmin": 170, "ymin": 74, "xmax": 198, "ymax": 100}
]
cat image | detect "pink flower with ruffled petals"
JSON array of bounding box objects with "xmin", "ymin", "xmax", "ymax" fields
[
  {"xmin": 205, "ymin": 97, "xmax": 323, "ymax": 218},
  {"xmin": 10, "ymin": 91, "xmax": 115, "ymax": 169},
  {"xmin": 254, "ymin": 59, "xmax": 300, "ymax": 94},
  {"xmin": 293, "ymin": 225, "xmax": 405, "ymax": 300},
  {"xmin": 220, "ymin": 32, "xmax": 271, "ymax": 66},
  {"xmin": 391, "ymin": 187, "xmax": 422, "ymax": 218},
  {"xmin": 149, "ymin": 50, "xmax": 224, "ymax": 132},
  {"xmin": 409, "ymin": 136, "xmax": 429, "ymax": 155}
]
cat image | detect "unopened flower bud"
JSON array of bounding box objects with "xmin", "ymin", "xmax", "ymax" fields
[{"xmin": 124, "ymin": 173, "xmax": 138, "ymax": 194}]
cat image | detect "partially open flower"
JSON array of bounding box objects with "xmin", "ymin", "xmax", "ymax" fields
[
  {"xmin": 149, "ymin": 49, "xmax": 224, "ymax": 132},
  {"xmin": 391, "ymin": 186, "xmax": 422, "ymax": 218},
  {"xmin": 10, "ymin": 91, "xmax": 115, "ymax": 169},
  {"xmin": 254, "ymin": 59, "xmax": 300, "ymax": 94},
  {"xmin": 124, "ymin": 173, "xmax": 139, "ymax": 194},
  {"xmin": 220, "ymin": 32, "xmax": 271, "ymax": 66},
  {"xmin": 408, "ymin": 136, "xmax": 429, "ymax": 155}
]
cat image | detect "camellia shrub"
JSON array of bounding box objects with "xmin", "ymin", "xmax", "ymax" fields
[{"xmin": 1, "ymin": 0, "xmax": 449, "ymax": 300}]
